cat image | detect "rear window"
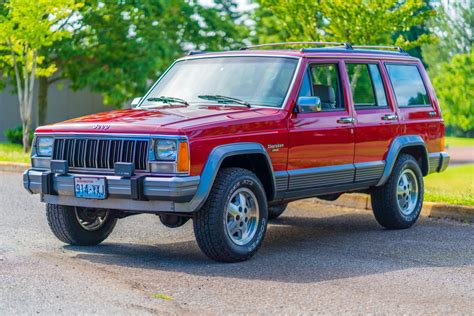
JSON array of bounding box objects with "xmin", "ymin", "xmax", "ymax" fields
[{"xmin": 386, "ymin": 64, "xmax": 430, "ymax": 107}]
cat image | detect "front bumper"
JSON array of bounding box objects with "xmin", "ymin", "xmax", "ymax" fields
[{"xmin": 23, "ymin": 169, "xmax": 200, "ymax": 213}]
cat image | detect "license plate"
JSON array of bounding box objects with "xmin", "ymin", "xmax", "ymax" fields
[{"xmin": 74, "ymin": 177, "xmax": 107, "ymax": 199}]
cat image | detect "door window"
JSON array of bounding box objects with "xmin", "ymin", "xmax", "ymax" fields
[
  {"xmin": 346, "ymin": 63, "xmax": 388, "ymax": 108},
  {"xmin": 386, "ymin": 64, "xmax": 430, "ymax": 107},
  {"xmin": 299, "ymin": 63, "xmax": 344, "ymax": 111}
]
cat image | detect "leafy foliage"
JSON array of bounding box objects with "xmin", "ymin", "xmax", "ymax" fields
[
  {"xmin": 4, "ymin": 125, "xmax": 33, "ymax": 145},
  {"xmin": 253, "ymin": 0, "xmax": 435, "ymax": 49},
  {"xmin": 432, "ymin": 51, "xmax": 474, "ymax": 135},
  {"xmin": 422, "ymin": 2, "xmax": 473, "ymax": 136},
  {"xmin": 0, "ymin": 0, "xmax": 83, "ymax": 151},
  {"xmin": 52, "ymin": 0, "xmax": 248, "ymax": 107}
]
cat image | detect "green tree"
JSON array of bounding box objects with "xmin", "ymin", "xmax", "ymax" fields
[
  {"xmin": 0, "ymin": 0, "xmax": 83, "ymax": 152},
  {"xmin": 36, "ymin": 0, "xmax": 248, "ymax": 126},
  {"xmin": 432, "ymin": 52, "xmax": 474, "ymax": 136},
  {"xmin": 421, "ymin": 2, "xmax": 473, "ymax": 136},
  {"xmin": 253, "ymin": 0, "xmax": 435, "ymax": 49},
  {"xmin": 422, "ymin": 2, "xmax": 473, "ymax": 71}
]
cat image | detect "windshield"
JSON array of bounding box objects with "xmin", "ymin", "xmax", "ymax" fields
[{"xmin": 141, "ymin": 57, "xmax": 299, "ymax": 108}]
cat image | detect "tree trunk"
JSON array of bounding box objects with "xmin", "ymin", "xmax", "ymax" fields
[
  {"xmin": 22, "ymin": 119, "xmax": 31, "ymax": 153},
  {"xmin": 38, "ymin": 76, "xmax": 48, "ymax": 126}
]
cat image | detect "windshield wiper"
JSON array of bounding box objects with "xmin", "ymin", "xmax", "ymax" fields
[
  {"xmin": 146, "ymin": 96, "xmax": 189, "ymax": 106},
  {"xmin": 198, "ymin": 95, "xmax": 251, "ymax": 108}
]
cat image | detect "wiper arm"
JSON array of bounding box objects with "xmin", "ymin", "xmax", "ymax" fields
[
  {"xmin": 198, "ymin": 95, "xmax": 251, "ymax": 107},
  {"xmin": 146, "ymin": 96, "xmax": 189, "ymax": 106}
]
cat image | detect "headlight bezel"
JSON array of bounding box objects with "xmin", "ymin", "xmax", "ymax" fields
[
  {"xmin": 35, "ymin": 136, "xmax": 54, "ymax": 157},
  {"xmin": 154, "ymin": 139, "xmax": 178, "ymax": 161},
  {"xmin": 151, "ymin": 137, "xmax": 190, "ymax": 174}
]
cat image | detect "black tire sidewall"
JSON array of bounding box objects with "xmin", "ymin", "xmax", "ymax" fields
[{"xmin": 219, "ymin": 175, "xmax": 268, "ymax": 256}]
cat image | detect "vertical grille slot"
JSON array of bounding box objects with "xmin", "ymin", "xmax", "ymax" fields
[{"xmin": 52, "ymin": 138, "xmax": 149, "ymax": 171}]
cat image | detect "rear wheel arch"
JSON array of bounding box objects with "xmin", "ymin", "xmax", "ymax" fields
[{"xmin": 377, "ymin": 135, "xmax": 429, "ymax": 186}]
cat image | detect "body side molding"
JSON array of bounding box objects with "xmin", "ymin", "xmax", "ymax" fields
[
  {"xmin": 376, "ymin": 135, "xmax": 428, "ymax": 186},
  {"xmin": 174, "ymin": 142, "xmax": 276, "ymax": 213}
]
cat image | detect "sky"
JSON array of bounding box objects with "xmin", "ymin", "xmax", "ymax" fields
[{"xmin": 198, "ymin": 0, "xmax": 256, "ymax": 12}]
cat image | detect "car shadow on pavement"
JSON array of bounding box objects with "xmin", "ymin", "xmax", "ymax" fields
[{"xmin": 65, "ymin": 212, "xmax": 474, "ymax": 284}]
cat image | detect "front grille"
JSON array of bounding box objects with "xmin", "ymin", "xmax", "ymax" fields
[{"xmin": 52, "ymin": 138, "xmax": 149, "ymax": 171}]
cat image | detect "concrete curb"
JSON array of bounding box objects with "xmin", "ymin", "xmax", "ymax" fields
[
  {"xmin": 315, "ymin": 193, "xmax": 474, "ymax": 222},
  {"xmin": 0, "ymin": 162, "xmax": 29, "ymax": 173}
]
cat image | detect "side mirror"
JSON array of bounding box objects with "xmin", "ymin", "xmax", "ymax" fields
[
  {"xmin": 131, "ymin": 97, "xmax": 142, "ymax": 108},
  {"xmin": 295, "ymin": 96, "xmax": 321, "ymax": 113}
]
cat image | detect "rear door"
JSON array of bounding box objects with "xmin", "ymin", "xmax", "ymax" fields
[
  {"xmin": 343, "ymin": 60, "xmax": 399, "ymax": 183},
  {"xmin": 288, "ymin": 59, "xmax": 355, "ymax": 191},
  {"xmin": 384, "ymin": 62, "xmax": 442, "ymax": 153}
]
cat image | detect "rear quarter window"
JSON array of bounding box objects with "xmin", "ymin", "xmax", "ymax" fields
[{"xmin": 386, "ymin": 64, "xmax": 430, "ymax": 107}]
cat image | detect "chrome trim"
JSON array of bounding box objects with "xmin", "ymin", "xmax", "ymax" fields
[
  {"xmin": 137, "ymin": 56, "xmax": 303, "ymax": 110},
  {"xmin": 428, "ymin": 152, "xmax": 450, "ymax": 173}
]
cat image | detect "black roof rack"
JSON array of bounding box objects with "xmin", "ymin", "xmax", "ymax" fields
[
  {"xmin": 240, "ymin": 41, "xmax": 353, "ymax": 50},
  {"xmin": 352, "ymin": 45, "xmax": 406, "ymax": 54},
  {"xmin": 239, "ymin": 42, "xmax": 409, "ymax": 55}
]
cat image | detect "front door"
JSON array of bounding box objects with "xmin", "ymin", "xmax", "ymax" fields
[{"xmin": 288, "ymin": 60, "xmax": 355, "ymax": 192}]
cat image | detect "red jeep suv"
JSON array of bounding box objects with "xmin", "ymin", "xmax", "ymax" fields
[{"xmin": 24, "ymin": 42, "xmax": 449, "ymax": 262}]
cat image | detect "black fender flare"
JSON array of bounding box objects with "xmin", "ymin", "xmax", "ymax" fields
[
  {"xmin": 377, "ymin": 135, "xmax": 428, "ymax": 186},
  {"xmin": 175, "ymin": 142, "xmax": 275, "ymax": 212}
]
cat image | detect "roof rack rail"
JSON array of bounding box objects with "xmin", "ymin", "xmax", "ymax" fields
[
  {"xmin": 187, "ymin": 50, "xmax": 209, "ymax": 56},
  {"xmin": 352, "ymin": 45, "xmax": 407, "ymax": 54},
  {"xmin": 240, "ymin": 41, "xmax": 353, "ymax": 50}
]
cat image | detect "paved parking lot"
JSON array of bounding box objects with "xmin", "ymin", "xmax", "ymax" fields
[{"xmin": 1, "ymin": 171, "xmax": 473, "ymax": 314}]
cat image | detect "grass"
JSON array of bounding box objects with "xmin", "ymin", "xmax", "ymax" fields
[
  {"xmin": 0, "ymin": 143, "xmax": 30, "ymax": 164},
  {"xmin": 445, "ymin": 136, "xmax": 474, "ymax": 148},
  {"xmin": 425, "ymin": 163, "xmax": 474, "ymax": 206}
]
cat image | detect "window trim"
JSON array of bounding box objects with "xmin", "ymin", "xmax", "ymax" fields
[
  {"xmin": 345, "ymin": 62, "xmax": 390, "ymax": 110},
  {"xmin": 297, "ymin": 62, "xmax": 346, "ymax": 113},
  {"xmin": 384, "ymin": 62, "xmax": 432, "ymax": 108}
]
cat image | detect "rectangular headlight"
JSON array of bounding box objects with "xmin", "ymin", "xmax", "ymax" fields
[
  {"xmin": 154, "ymin": 139, "xmax": 177, "ymax": 161},
  {"xmin": 36, "ymin": 137, "xmax": 54, "ymax": 157}
]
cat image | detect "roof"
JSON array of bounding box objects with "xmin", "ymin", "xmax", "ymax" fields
[{"xmin": 184, "ymin": 42, "xmax": 419, "ymax": 61}]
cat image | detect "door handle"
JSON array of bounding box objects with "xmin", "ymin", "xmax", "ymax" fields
[
  {"xmin": 337, "ymin": 117, "xmax": 355, "ymax": 124},
  {"xmin": 428, "ymin": 111, "xmax": 437, "ymax": 117},
  {"xmin": 382, "ymin": 114, "xmax": 398, "ymax": 121}
]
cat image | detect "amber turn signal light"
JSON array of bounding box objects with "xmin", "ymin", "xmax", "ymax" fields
[{"xmin": 177, "ymin": 142, "xmax": 190, "ymax": 173}]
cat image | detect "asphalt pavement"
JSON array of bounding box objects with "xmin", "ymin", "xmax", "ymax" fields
[{"xmin": 1, "ymin": 171, "xmax": 473, "ymax": 315}]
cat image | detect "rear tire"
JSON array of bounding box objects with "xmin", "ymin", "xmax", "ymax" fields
[
  {"xmin": 268, "ymin": 203, "xmax": 288, "ymax": 220},
  {"xmin": 46, "ymin": 204, "xmax": 117, "ymax": 246},
  {"xmin": 371, "ymin": 154, "xmax": 424, "ymax": 229},
  {"xmin": 193, "ymin": 168, "xmax": 268, "ymax": 262}
]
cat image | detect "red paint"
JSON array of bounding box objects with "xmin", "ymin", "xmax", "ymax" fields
[{"xmin": 35, "ymin": 50, "xmax": 444, "ymax": 176}]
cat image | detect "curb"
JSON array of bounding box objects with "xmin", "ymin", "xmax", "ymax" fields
[
  {"xmin": 0, "ymin": 161, "xmax": 30, "ymax": 173},
  {"xmin": 315, "ymin": 193, "xmax": 474, "ymax": 222}
]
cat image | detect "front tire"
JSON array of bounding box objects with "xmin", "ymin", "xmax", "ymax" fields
[
  {"xmin": 193, "ymin": 168, "xmax": 268, "ymax": 262},
  {"xmin": 371, "ymin": 154, "xmax": 424, "ymax": 229},
  {"xmin": 46, "ymin": 204, "xmax": 117, "ymax": 245}
]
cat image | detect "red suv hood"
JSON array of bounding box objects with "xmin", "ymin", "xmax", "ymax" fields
[{"xmin": 35, "ymin": 106, "xmax": 281, "ymax": 135}]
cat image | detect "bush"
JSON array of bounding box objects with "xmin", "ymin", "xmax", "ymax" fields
[{"xmin": 4, "ymin": 125, "xmax": 33, "ymax": 145}]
